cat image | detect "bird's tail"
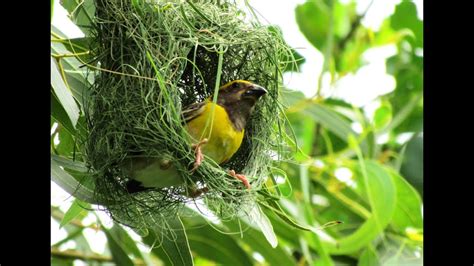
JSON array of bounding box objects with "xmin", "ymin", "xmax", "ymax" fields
[
  {"xmin": 121, "ymin": 157, "xmax": 185, "ymax": 193},
  {"xmin": 125, "ymin": 179, "xmax": 149, "ymax": 193}
]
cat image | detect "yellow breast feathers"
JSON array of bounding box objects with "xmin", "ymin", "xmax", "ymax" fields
[{"xmin": 185, "ymin": 102, "xmax": 244, "ymax": 164}]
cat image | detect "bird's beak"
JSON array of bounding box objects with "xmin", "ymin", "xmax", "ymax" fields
[{"xmin": 246, "ymin": 85, "xmax": 268, "ymax": 98}]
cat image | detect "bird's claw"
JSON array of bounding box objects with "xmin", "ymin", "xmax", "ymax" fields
[
  {"xmin": 191, "ymin": 138, "xmax": 208, "ymax": 172},
  {"xmin": 228, "ymin": 170, "xmax": 251, "ymax": 190}
]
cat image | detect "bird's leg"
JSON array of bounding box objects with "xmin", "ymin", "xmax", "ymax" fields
[
  {"xmin": 228, "ymin": 170, "xmax": 251, "ymax": 190},
  {"xmin": 191, "ymin": 138, "xmax": 208, "ymax": 172}
]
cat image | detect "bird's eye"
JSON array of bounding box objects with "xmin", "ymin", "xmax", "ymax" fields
[{"xmin": 231, "ymin": 82, "xmax": 240, "ymax": 89}]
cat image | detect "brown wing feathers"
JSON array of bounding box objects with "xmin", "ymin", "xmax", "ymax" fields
[{"xmin": 181, "ymin": 101, "xmax": 206, "ymax": 123}]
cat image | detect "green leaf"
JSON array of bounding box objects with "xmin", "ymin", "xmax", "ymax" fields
[
  {"xmin": 373, "ymin": 100, "xmax": 392, "ymax": 130},
  {"xmin": 358, "ymin": 245, "xmax": 379, "ymax": 266},
  {"xmin": 109, "ymin": 224, "xmax": 145, "ymax": 260},
  {"xmin": 383, "ymin": 46, "xmax": 423, "ymax": 137},
  {"xmin": 302, "ymin": 103, "xmax": 355, "ymax": 143},
  {"xmin": 51, "ymin": 24, "xmax": 68, "ymax": 39},
  {"xmin": 385, "ymin": 93, "xmax": 422, "ymax": 134},
  {"xmin": 51, "ymin": 91, "xmax": 76, "ymax": 135},
  {"xmin": 52, "ymin": 209, "xmax": 92, "ymax": 252},
  {"xmin": 299, "ymin": 164, "xmax": 333, "ymax": 265},
  {"xmin": 336, "ymin": 27, "xmax": 371, "ymax": 74},
  {"xmin": 51, "ymin": 57, "xmax": 80, "ymax": 128},
  {"xmin": 384, "ymin": 47, "xmax": 423, "ymax": 134},
  {"xmin": 295, "ymin": 1, "xmax": 330, "ymax": 51},
  {"xmin": 374, "ymin": 19, "xmax": 415, "ymax": 47},
  {"xmin": 389, "ymin": 170, "xmax": 423, "ymax": 232},
  {"xmin": 246, "ymin": 203, "xmax": 278, "ymax": 248},
  {"xmin": 56, "ymin": 126, "xmax": 75, "ymax": 156},
  {"xmin": 51, "ymin": 156, "xmax": 97, "ymax": 204},
  {"xmin": 332, "ymin": 1, "xmax": 355, "ymax": 38},
  {"xmin": 386, "ymin": 50, "xmax": 423, "ymax": 132},
  {"xmin": 281, "ymin": 88, "xmax": 306, "ymax": 106},
  {"xmin": 143, "ymin": 216, "xmax": 194, "ymax": 266},
  {"xmin": 104, "ymin": 227, "xmax": 135, "ymax": 266},
  {"xmin": 186, "ymin": 223, "xmax": 253, "ymax": 266},
  {"xmin": 400, "ymin": 135, "xmax": 423, "ymax": 195},
  {"xmin": 51, "ymin": 42, "xmax": 92, "ymax": 108},
  {"xmin": 51, "ymin": 24, "xmax": 90, "ymax": 56},
  {"xmin": 60, "ymin": 0, "xmax": 95, "ymax": 35},
  {"xmin": 60, "ymin": 37, "xmax": 91, "ymax": 55},
  {"xmin": 322, "ymin": 161, "xmax": 396, "ymax": 254},
  {"xmin": 390, "ymin": 1, "xmax": 423, "ymax": 48},
  {"xmin": 51, "ymin": 154, "xmax": 88, "ymax": 173},
  {"xmin": 224, "ymin": 220, "xmax": 296, "ymax": 266},
  {"xmin": 60, "ymin": 198, "xmax": 90, "ymax": 228},
  {"xmin": 260, "ymin": 199, "xmax": 312, "ymax": 232},
  {"xmin": 287, "ymin": 112, "xmax": 316, "ymax": 161},
  {"xmin": 260, "ymin": 205, "xmax": 300, "ymax": 247},
  {"xmin": 283, "ymin": 89, "xmax": 356, "ymax": 144},
  {"xmin": 52, "ymin": 35, "xmax": 94, "ymax": 67},
  {"xmin": 51, "ymin": 227, "xmax": 84, "ymax": 248}
]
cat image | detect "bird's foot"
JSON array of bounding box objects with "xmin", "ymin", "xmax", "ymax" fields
[
  {"xmin": 228, "ymin": 170, "xmax": 251, "ymax": 190},
  {"xmin": 191, "ymin": 138, "xmax": 208, "ymax": 172}
]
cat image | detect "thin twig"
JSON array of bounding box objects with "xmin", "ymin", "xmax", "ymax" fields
[
  {"xmin": 315, "ymin": 0, "xmax": 335, "ymax": 99},
  {"xmin": 52, "ymin": 51, "xmax": 91, "ymax": 59},
  {"xmin": 51, "ymin": 248, "xmax": 114, "ymax": 263},
  {"xmin": 51, "ymin": 247, "xmax": 146, "ymax": 265}
]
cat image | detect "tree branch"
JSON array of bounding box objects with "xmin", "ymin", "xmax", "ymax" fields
[
  {"xmin": 50, "ymin": 247, "xmax": 147, "ymax": 265},
  {"xmin": 51, "ymin": 248, "xmax": 146, "ymax": 265}
]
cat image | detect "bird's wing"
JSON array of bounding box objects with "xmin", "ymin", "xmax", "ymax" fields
[
  {"xmin": 122, "ymin": 102, "xmax": 208, "ymax": 193},
  {"xmin": 182, "ymin": 101, "xmax": 207, "ymax": 123}
]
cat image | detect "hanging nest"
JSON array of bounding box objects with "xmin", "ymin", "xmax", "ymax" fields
[{"xmin": 83, "ymin": 0, "xmax": 296, "ymax": 231}]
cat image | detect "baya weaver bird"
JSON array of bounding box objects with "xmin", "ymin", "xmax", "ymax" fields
[{"xmin": 123, "ymin": 80, "xmax": 267, "ymax": 194}]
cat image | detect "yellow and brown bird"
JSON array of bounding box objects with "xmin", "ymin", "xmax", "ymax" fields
[{"xmin": 123, "ymin": 80, "xmax": 267, "ymax": 193}]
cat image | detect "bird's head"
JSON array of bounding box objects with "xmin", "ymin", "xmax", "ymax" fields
[
  {"xmin": 216, "ymin": 80, "xmax": 267, "ymax": 106},
  {"xmin": 215, "ymin": 80, "xmax": 268, "ymax": 131}
]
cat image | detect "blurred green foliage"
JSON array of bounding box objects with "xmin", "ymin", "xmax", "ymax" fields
[{"xmin": 51, "ymin": 0, "xmax": 423, "ymax": 265}]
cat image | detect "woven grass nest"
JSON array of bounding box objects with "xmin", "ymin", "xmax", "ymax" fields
[{"xmin": 83, "ymin": 0, "xmax": 296, "ymax": 231}]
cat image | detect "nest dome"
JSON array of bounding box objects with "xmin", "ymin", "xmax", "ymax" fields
[{"xmin": 83, "ymin": 0, "xmax": 295, "ymax": 230}]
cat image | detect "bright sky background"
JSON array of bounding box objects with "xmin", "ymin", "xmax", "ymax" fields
[
  {"xmin": 51, "ymin": 0, "xmax": 423, "ymax": 261},
  {"xmin": 247, "ymin": 0, "xmax": 422, "ymax": 106}
]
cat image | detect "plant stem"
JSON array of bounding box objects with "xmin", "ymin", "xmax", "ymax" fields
[
  {"xmin": 382, "ymin": 93, "xmax": 423, "ymax": 133},
  {"xmin": 52, "ymin": 51, "xmax": 90, "ymax": 59},
  {"xmin": 330, "ymin": 188, "xmax": 371, "ymax": 219},
  {"xmin": 315, "ymin": 0, "xmax": 335, "ymax": 99},
  {"xmin": 312, "ymin": 175, "xmax": 371, "ymax": 220},
  {"xmin": 51, "ymin": 248, "xmax": 114, "ymax": 263},
  {"xmin": 51, "ymin": 247, "xmax": 146, "ymax": 265}
]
